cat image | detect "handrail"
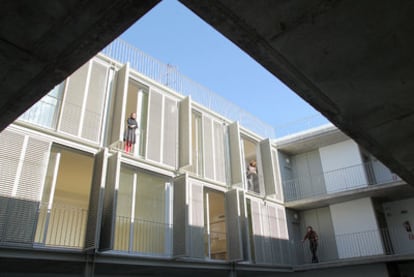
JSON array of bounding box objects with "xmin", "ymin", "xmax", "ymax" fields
[
  {"xmin": 283, "ymin": 161, "xmax": 401, "ymax": 201},
  {"xmin": 102, "ymin": 38, "xmax": 276, "ymax": 138}
]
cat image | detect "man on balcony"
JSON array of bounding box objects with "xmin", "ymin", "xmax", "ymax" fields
[{"xmin": 302, "ymin": 226, "xmax": 319, "ymax": 263}]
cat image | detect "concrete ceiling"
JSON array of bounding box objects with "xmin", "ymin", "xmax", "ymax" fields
[
  {"xmin": 179, "ymin": 0, "xmax": 414, "ymax": 185},
  {"xmin": 0, "ymin": 0, "xmax": 159, "ymax": 131}
]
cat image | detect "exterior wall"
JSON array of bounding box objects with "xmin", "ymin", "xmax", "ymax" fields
[
  {"xmin": 319, "ymin": 140, "xmax": 367, "ymax": 193},
  {"xmin": 330, "ymin": 198, "xmax": 384, "ymax": 258},
  {"xmin": 383, "ymin": 197, "xmax": 414, "ymax": 254},
  {"xmin": 293, "ymin": 263, "xmax": 389, "ymax": 277}
]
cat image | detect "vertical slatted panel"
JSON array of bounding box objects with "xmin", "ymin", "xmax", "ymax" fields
[
  {"xmin": 225, "ymin": 189, "xmax": 244, "ymax": 261},
  {"xmin": 251, "ymin": 199, "xmax": 265, "ymax": 263},
  {"xmin": 99, "ymin": 152, "xmax": 120, "ymax": 251},
  {"xmin": 110, "ymin": 63, "xmax": 129, "ymax": 144},
  {"xmin": 260, "ymin": 139, "xmax": 276, "ymax": 197},
  {"xmin": 203, "ymin": 117, "xmax": 214, "ymax": 180},
  {"xmin": 59, "ymin": 62, "xmax": 89, "ymax": 136},
  {"xmin": 146, "ymin": 90, "xmax": 163, "ymax": 163},
  {"xmin": 189, "ymin": 180, "xmax": 205, "ymax": 258},
  {"xmin": 179, "ymin": 96, "xmax": 191, "ymax": 168},
  {"xmin": 277, "ymin": 206, "xmax": 288, "ymax": 240},
  {"xmin": 272, "ymin": 148, "xmax": 283, "ymax": 202},
  {"xmin": 214, "ymin": 121, "xmax": 226, "ymax": 183},
  {"xmin": 82, "ymin": 61, "xmax": 109, "ymax": 142},
  {"xmin": 173, "ymin": 174, "xmax": 187, "ymax": 257},
  {"xmin": 260, "ymin": 204, "xmax": 272, "ymax": 264},
  {"xmin": 228, "ymin": 122, "xmax": 243, "ymax": 186},
  {"xmin": 267, "ymin": 204, "xmax": 280, "ymax": 264},
  {"xmin": 17, "ymin": 137, "xmax": 51, "ymax": 201},
  {"xmin": 85, "ymin": 149, "xmax": 107, "ymax": 250},
  {"xmin": 0, "ymin": 130, "xmax": 24, "ymax": 197},
  {"xmin": 163, "ymin": 97, "xmax": 178, "ymax": 167}
]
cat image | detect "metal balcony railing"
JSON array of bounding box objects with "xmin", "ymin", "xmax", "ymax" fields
[
  {"xmin": 283, "ymin": 161, "xmax": 401, "ymax": 202},
  {"xmin": 113, "ymin": 215, "xmax": 172, "ymax": 256},
  {"xmin": 34, "ymin": 203, "xmax": 88, "ymax": 249},
  {"xmin": 102, "ymin": 38, "xmax": 275, "ymax": 139},
  {"xmin": 291, "ymin": 226, "xmax": 413, "ymax": 265}
]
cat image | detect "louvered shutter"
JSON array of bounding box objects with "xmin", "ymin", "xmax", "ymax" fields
[
  {"xmin": 228, "ymin": 122, "xmax": 243, "ymax": 187},
  {"xmin": 0, "ymin": 130, "xmax": 25, "ymax": 197},
  {"xmin": 81, "ymin": 61, "xmax": 108, "ymax": 142},
  {"xmin": 173, "ymin": 174, "xmax": 187, "ymax": 257},
  {"xmin": 17, "ymin": 137, "xmax": 51, "ymax": 201},
  {"xmin": 250, "ymin": 199, "xmax": 266, "ymax": 263},
  {"xmin": 99, "ymin": 152, "xmax": 120, "ymax": 251},
  {"xmin": 163, "ymin": 97, "xmax": 178, "ymax": 167},
  {"xmin": 203, "ymin": 117, "xmax": 214, "ymax": 180},
  {"xmin": 259, "ymin": 139, "xmax": 277, "ymax": 197},
  {"xmin": 272, "ymin": 148, "xmax": 283, "ymax": 202},
  {"xmin": 85, "ymin": 148, "xmax": 108, "ymax": 250},
  {"xmin": 146, "ymin": 90, "xmax": 163, "ymax": 163},
  {"xmin": 59, "ymin": 62, "xmax": 89, "ymax": 136},
  {"xmin": 110, "ymin": 63, "xmax": 129, "ymax": 144},
  {"xmin": 225, "ymin": 189, "xmax": 245, "ymax": 261},
  {"xmin": 214, "ymin": 121, "xmax": 226, "ymax": 183},
  {"xmin": 178, "ymin": 96, "xmax": 191, "ymax": 168},
  {"xmin": 188, "ymin": 180, "xmax": 205, "ymax": 258}
]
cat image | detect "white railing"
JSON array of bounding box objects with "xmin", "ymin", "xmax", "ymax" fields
[
  {"xmin": 283, "ymin": 161, "xmax": 402, "ymax": 202},
  {"xmin": 102, "ymin": 38, "xmax": 276, "ymax": 138},
  {"xmin": 274, "ymin": 113, "xmax": 331, "ymax": 138}
]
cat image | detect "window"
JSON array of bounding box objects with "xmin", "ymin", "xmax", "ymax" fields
[
  {"xmin": 114, "ymin": 166, "xmax": 172, "ymax": 255},
  {"xmin": 242, "ymin": 137, "xmax": 261, "ymax": 194},
  {"xmin": 19, "ymin": 82, "xmax": 64, "ymax": 129},
  {"xmin": 190, "ymin": 110, "xmax": 203, "ymax": 176}
]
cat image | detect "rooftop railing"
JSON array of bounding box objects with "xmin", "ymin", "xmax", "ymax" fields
[
  {"xmin": 283, "ymin": 161, "xmax": 402, "ymax": 202},
  {"xmin": 102, "ymin": 38, "xmax": 276, "ymax": 138}
]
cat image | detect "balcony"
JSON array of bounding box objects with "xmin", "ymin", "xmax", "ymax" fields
[
  {"xmin": 283, "ymin": 161, "xmax": 402, "ymax": 202},
  {"xmin": 291, "ymin": 226, "xmax": 414, "ymax": 266}
]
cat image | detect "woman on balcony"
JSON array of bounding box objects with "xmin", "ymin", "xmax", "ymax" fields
[{"xmin": 123, "ymin": 112, "xmax": 138, "ymax": 153}]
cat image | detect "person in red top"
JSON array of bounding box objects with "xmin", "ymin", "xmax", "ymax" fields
[{"xmin": 302, "ymin": 226, "xmax": 319, "ymax": 263}]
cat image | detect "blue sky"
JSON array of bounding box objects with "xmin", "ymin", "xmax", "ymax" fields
[{"xmin": 120, "ymin": 0, "xmax": 323, "ymax": 131}]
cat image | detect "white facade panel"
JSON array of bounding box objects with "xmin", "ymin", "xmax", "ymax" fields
[
  {"xmin": 330, "ymin": 198, "xmax": 383, "ymax": 258},
  {"xmin": 319, "ymin": 140, "xmax": 368, "ymax": 193},
  {"xmin": 383, "ymin": 198, "xmax": 414, "ymax": 254}
]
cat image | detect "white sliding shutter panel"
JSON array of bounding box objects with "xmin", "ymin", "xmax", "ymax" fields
[
  {"xmin": 59, "ymin": 62, "xmax": 89, "ymax": 136},
  {"xmin": 173, "ymin": 174, "xmax": 187, "ymax": 257},
  {"xmin": 85, "ymin": 148, "xmax": 108, "ymax": 250},
  {"xmin": 189, "ymin": 180, "xmax": 204, "ymax": 258},
  {"xmin": 146, "ymin": 90, "xmax": 163, "ymax": 163},
  {"xmin": 82, "ymin": 61, "xmax": 108, "ymax": 142},
  {"xmin": 225, "ymin": 189, "xmax": 245, "ymax": 261},
  {"xmin": 272, "ymin": 148, "xmax": 283, "ymax": 201},
  {"xmin": 277, "ymin": 206, "xmax": 288, "ymax": 240},
  {"xmin": 228, "ymin": 122, "xmax": 243, "ymax": 187},
  {"xmin": 260, "ymin": 139, "xmax": 277, "ymax": 197},
  {"xmin": 267, "ymin": 204, "xmax": 281, "ymax": 264},
  {"xmin": 203, "ymin": 117, "xmax": 214, "ymax": 180},
  {"xmin": 0, "ymin": 130, "xmax": 24, "ymax": 197},
  {"xmin": 214, "ymin": 121, "xmax": 226, "ymax": 183},
  {"xmin": 251, "ymin": 199, "xmax": 265, "ymax": 263},
  {"xmin": 163, "ymin": 97, "xmax": 178, "ymax": 167},
  {"xmin": 110, "ymin": 63, "xmax": 129, "ymax": 144},
  {"xmin": 178, "ymin": 96, "xmax": 191, "ymax": 168},
  {"xmin": 17, "ymin": 137, "xmax": 51, "ymax": 201},
  {"xmin": 100, "ymin": 152, "xmax": 120, "ymax": 251}
]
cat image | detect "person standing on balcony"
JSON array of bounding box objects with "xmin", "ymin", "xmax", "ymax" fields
[
  {"xmin": 302, "ymin": 226, "xmax": 319, "ymax": 263},
  {"xmin": 124, "ymin": 112, "xmax": 138, "ymax": 153},
  {"xmin": 247, "ymin": 160, "xmax": 259, "ymax": 193}
]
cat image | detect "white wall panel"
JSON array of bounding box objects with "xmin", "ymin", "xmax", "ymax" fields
[
  {"xmin": 330, "ymin": 198, "xmax": 383, "ymax": 258},
  {"xmin": 319, "ymin": 140, "xmax": 367, "ymax": 193}
]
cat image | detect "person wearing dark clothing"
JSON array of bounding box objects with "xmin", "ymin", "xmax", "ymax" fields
[
  {"xmin": 302, "ymin": 226, "xmax": 319, "ymax": 263},
  {"xmin": 123, "ymin": 112, "xmax": 138, "ymax": 153}
]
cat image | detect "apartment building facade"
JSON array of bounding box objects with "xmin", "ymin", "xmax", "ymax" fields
[{"xmin": 0, "ymin": 40, "xmax": 413, "ymax": 276}]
